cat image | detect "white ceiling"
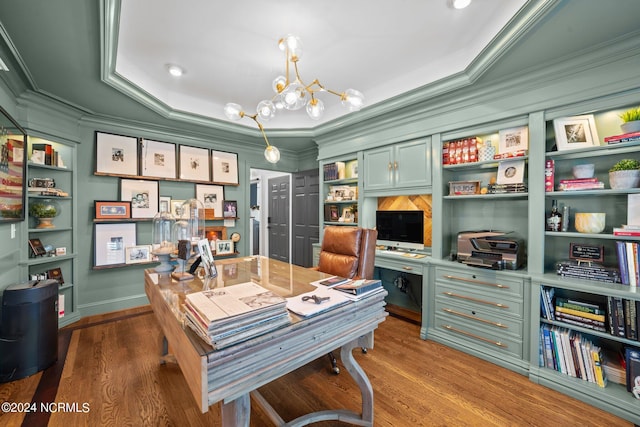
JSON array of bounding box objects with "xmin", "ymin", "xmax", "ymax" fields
[{"xmin": 114, "ymin": 0, "xmax": 527, "ymax": 130}]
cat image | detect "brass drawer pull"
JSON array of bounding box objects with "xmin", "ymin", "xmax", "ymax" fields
[
  {"xmin": 442, "ymin": 292, "xmax": 509, "ymax": 309},
  {"xmin": 443, "ymin": 274, "xmax": 509, "ymax": 289},
  {"xmin": 402, "ymin": 266, "xmax": 413, "ymax": 271},
  {"xmin": 443, "ymin": 325, "xmax": 508, "ymax": 348},
  {"xmin": 442, "ymin": 308, "xmax": 508, "ymax": 329}
]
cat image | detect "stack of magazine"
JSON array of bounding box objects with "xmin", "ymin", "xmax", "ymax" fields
[{"xmin": 184, "ymin": 281, "xmax": 290, "ymax": 349}]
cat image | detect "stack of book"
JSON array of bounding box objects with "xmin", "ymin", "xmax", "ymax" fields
[
  {"xmin": 316, "ymin": 276, "xmax": 384, "ymax": 300},
  {"xmin": 615, "ymin": 240, "xmax": 639, "ymax": 286},
  {"xmin": 323, "ymin": 162, "xmax": 345, "ymax": 181},
  {"xmin": 554, "ymin": 296, "xmax": 607, "ymax": 332},
  {"xmin": 184, "ymin": 282, "xmax": 291, "ymax": 349},
  {"xmin": 556, "ymin": 261, "xmax": 621, "ymax": 284},
  {"xmin": 556, "ymin": 177, "xmax": 605, "ymax": 191},
  {"xmin": 487, "ymin": 183, "xmax": 527, "ymax": 194},
  {"xmin": 604, "ymin": 130, "xmax": 640, "ymax": 145},
  {"xmin": 539, "ymin": 324, "xmax": 607, "ymax": 387},
  {"xmin": 31, "ymin": 143, "xmax": 65, "ymax": 167},
  {"xmin": 613, "ymin": 225, "xmax": 640, "ymax": 237}
]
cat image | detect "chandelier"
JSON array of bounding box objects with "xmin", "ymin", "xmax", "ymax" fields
[{"xmin": 224, "ymin": 35, "xmax": 365, "ymax": 163}]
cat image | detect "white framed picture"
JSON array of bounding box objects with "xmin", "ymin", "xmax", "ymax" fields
[
  {"xmin": 95, "ymin": 132, "xmax": 139, "ymax": 176},
  {"xmin": 125, "ymin": 245, "xmax": 152, "ymax": 264},
  {"xmin": 553, "ymin": 115, "xmax": 600, "ymax": 151},
  {"xmin": 215, "ymin": 239, "xmax": 234, "ymax": 255},
  {"xmin": 170, "ymin": 199, "xmax": 186, "ymax": 219},
  {"xmin": 120, "ymin": 178, "xmax": 159, "ymax": 219},
  {"xmin": 159, "ymin": 196, "xmax": 171, "ymax": 213},
  {"xmin": 496, "ymin": 159, "xmax": 525, "ymax": 185},
  {"xmin": 179, "ymin": 145, "xmax": 210, "ymax": 181},
  {"xmin": 94, "ymin": 222, "xmax": 137, "ymax": 267},
  {"xmin": 141, "ymin": 139, "xmax": 177, "ymax": 179},
  {"xmin": 211, "ymin": 150, "xmax": 239, "ymax": 185},
  {"xmin": 196, "ymin": 184, "xmax": 224, "ymax": 218},
  {"xmin": 498, "ymin": 126, "xmax": 528, "ymax": 155}
]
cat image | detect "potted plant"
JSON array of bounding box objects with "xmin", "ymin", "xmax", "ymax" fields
[
  {"xmin": 29, "ymin": 199, "xmax": 60, "ymax": 228},
  {"xmin": 620, "ymin": 106, "xmax": 640, "ymax": 134},
  {"xmin": 609, "ymin": 158, "xmax": 640, "ymax": 189}
]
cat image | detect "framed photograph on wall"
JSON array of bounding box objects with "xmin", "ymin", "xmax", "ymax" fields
[
  {"xmin": 141, "ymin": 139, "xmax": 177, "ymax": 179},
  {"xmin": 170, "ymin": 199, "xmax": 186, "ymax": 219},
  {"xmin": 211, "ymin": 150, "xmax": 239, "ymax": 185},
  {"xmin": 159, "ymin": 196, "xmax": 171, "ymax": 213},
  {"xmin": 125, "ymin": 245, "xmax": 152, "ymax": 264},
  {"xmin": 94, "ymin": 222, "xmax": 136, "ymax": 267},
  {"xmin": 498, "ymin": 126, "xmax": 528, "ymax": 155},
  {"xmin": 94, "ymin": 200, "xmax": 131, "ymax": 220},
  {"xmin": 196, "ymin": 184, "xmax": 224, "ymax": 218},
  {"xmin": 95, "ymin": 132, "xmax": 139, "ymax": 176},
  {"xmin": 553, "ymin": 115, "xmax": 600, "ymax": 151},
  {"xmin": 215, "ymin": 239, "xmax": 234, "ymax": 256},
  {"xmin": 120, "ymin": 178, "xmax": 159, "ymax": 219},
  {"xmin": 223, "ymin": 200, "xmax": 237, "ymax": 218},
  {"xmin": 179, "ymin": 145, "xmax": 210, "ymax": 181}
]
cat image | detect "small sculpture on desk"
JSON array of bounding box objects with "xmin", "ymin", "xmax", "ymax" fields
[{"xmin": 171, "ymin": 240, "xmax": 194, "ymax": 281}]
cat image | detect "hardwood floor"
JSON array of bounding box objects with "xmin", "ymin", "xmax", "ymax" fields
[{"xmin": 0, "ymin": 306, "xmax": 632, "ymax": 426}]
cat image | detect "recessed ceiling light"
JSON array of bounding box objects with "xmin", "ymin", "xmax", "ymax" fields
[
  {"xmin": 166, "ymin": 64, "xmax": 184, "ymax": 77},
  {"xmin": 449, "ymin": 0, "xmax": 471, "ymax": 9}
]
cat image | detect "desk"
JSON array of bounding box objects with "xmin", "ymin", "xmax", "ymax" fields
[{"xmin": 144, "ymin": 256, "xmax": 388, "ymax": 426}]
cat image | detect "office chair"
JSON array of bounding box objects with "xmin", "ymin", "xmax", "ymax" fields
[{"xmin": 312, "ymin": 226, "xmax": 378, "ymax": 373}]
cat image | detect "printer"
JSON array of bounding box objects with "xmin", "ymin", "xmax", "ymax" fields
[{"xmin": 456, "ymin": 230, "xmax": 525, "ymax": 270}]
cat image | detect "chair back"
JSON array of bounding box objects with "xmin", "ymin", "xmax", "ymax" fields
[{"xmin": 316, "ymin": 226, "xmax": 378, "ymax": 279}]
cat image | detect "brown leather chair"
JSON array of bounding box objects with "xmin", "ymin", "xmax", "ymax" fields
[{"xmin": 312, "ymin": 226, "xmax": 378, "ymax": 373}]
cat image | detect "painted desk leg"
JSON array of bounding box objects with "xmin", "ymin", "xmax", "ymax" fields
[{"xmin": 221, "ymin": 394, "xmax": 250, "ymax": 427}]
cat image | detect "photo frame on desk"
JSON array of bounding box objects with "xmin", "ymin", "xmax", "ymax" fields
[
  {"xmin": 211, "ymin": 150, "xmax": 238, "ymax": 185},
  {"xmin": 120, "ymin": 178, "xmax": 159, "ymax": 219},
  {"xmin": 179, "ymin": 145, "xmax": 210, "ymax": 181},
  {"xmin": 95, "ymin": 132, "xmax": 139, "ymax": 176},
  {"xmin": 94, "ymin": 222, "xmax": 136, "ymax": 267},
  {"xmin": 553, "ymin": 115, "xmax": 600, "ymax": 151},
  {"xmin": 140, "ymin": 139, "xmax": 177, "ymax": 179}
]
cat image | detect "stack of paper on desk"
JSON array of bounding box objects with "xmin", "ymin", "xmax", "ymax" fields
[
  {"xmin": 184, "ymin": 281, "xmax": 290, "ymax": 349},
  {"xmin": 286, "ymin": 287, "xmax": 351, "ymax": 317}
]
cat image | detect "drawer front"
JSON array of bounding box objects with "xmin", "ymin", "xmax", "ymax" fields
[
  {"xmin": 434, "ymin": 313, "xmax": 523, "ymax": 359},
  {"xmin": 375, "ymin": 257, "xmax": 423, "ymax": 275},
  {"xmin": 435, "ymin": 296, "xmax": 523, "ymax": 338},
  {"xmin": 435, "ymin": 266, "xmax": 524, "ymax": 299},
  {"xmin": 435, "ymin": 281, "xmax": 524, "ymax": 318}
]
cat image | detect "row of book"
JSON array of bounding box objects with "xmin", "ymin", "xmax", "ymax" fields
[
  {"xmin": 541, "ymin": 286, "xmax": 640, "ymax": 342},
  {"xmin": 31, "ymin": 143, "xmax": 65, "ymax": 167},
  {"xmin": 184, "ymin": 282, "xmax": 291, "ymax": 350},
  {"xmin": 604, "ymin": 130, "xmax": 640, "ymax": 145},
  {"xmin": 539, "ymin": 324, "xmax": 607, "ymax": 387},
  {"xmin": 323, "ymin": 160, "xmax": 358, "ymax": 181},
  {"xmin": 616, "ymin": 240, "xmax": 639, "ymax": 286}
]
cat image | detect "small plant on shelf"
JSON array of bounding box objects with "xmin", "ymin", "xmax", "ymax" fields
[
  {"xmin": 609, "ymin": 158, "xmax": 640, "ymax": 189},
  {"xmin": 29, "ymin": 200, "xmax": 60, "ymax": 228},
  {"xmin": 620, "ymin": 106, "xmax": 640, "ymax": 133}
]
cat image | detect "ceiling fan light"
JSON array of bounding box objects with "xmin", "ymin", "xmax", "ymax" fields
[
  {"xmin": 264, "ymin": 145, "xmax": 281, "ymax": 163},
  {"xmin": 342, "ymin": 89, "xmax": 365, "ymax": 112},
  {"xmin": 224, "ymin": 103, "xmax": 244, "ymax": 120},
  {"xmin": 257, "ymin": 100, "xmax": 276, "ymax": 121},
  {"xmin": 306, "ymin": 98, "xmax": 324, "ymax": 120}
]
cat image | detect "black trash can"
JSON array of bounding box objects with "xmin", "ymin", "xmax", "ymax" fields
[{"xmin": 0, "ymin": 279, "xmax": 59, "ymax": 383}]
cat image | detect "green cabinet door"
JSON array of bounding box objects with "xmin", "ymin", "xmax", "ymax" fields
[
  {"xmin": 363, "ymin": 146, "xmax": 394, "ymax": 191},
  {"xmin": 395, "ymin": 140, "xmax": 431, "ymax": 188}
]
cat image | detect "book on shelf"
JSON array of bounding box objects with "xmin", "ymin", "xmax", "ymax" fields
[
  {"xmin": 555, "ymin": 306, "xmax": 605, "ymax": 323},
  {"xmin": 615, "ymin": 241, "xmax": 639, "ymax": 286},
  {"xmin": 333, "ymin": 279, "xmax": 382, "ymax": 296},
  {"xmin": 626, "ymin": 347, "xmax": 640, "ymax": 396},
  {"xmin": 555, "ymin": 296, "xmax": 606, "ymax": 315},
  {"xmin": 323, "ymin": 162, "xmax": 346, "ymax": 181},
  {"xmin": 604, "ymin": 130, "xmax": 640, "ymax": 144},
  {"xmin": 613, "ymin": 228, "xmax": 640, "ymax": 237},
  {"xmin": 540, "ymin": 286, "xmax": 555, "ymax": 321},
  {"xmin": 556, "ymin": 181, "xmax": 605, "ymax": 191}
]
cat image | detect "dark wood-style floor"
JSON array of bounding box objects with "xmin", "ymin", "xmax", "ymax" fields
[{"xmin": 0, "ymin": 306, "xmax": 632, "ymax": 426}]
